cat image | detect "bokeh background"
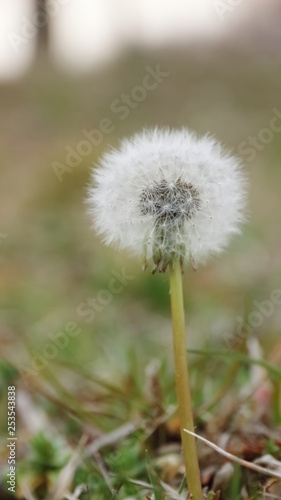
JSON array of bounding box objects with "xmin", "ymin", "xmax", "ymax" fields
[{"xmin": 1, "ymin": 1, "xmax": 281, "ymax": 498}]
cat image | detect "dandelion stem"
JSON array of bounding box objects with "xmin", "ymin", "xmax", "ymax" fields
[{"xmin": 169, "ymin": 259, "xmax": 202, "ymax": 500}]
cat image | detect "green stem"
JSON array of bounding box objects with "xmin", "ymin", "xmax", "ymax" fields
[{"xmin": 169, "ymin": 259, "xmax": 202, "ymax": 500}]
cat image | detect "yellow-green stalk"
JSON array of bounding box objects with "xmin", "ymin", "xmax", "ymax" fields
[{"xmin": 169, "ymin": 259, "xmax": 202, "ymax": 500}]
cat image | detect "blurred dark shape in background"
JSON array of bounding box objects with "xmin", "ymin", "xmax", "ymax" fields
[{"xmin": 36, "ymin": 0, "xmax": 49, "ymax": 53}]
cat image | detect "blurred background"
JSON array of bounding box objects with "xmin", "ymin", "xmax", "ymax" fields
[{"xmin": 1, "ymin": 1, "xmax": 281, "ymax": 498}]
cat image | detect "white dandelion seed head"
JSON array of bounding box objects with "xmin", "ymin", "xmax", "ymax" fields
[{"xmin": 87, "ymin": 128, "xmax": 247, "ymax": 272}]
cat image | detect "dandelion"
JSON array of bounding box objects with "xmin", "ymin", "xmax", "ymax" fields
[{"xmin": 87, "ymin": 128, "xmax": 246, "ymax": 500}]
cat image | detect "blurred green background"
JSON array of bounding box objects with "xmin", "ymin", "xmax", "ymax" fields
[{"xmin": 1, "ymin": 49, "xmax": 280, "ymax": 366}]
